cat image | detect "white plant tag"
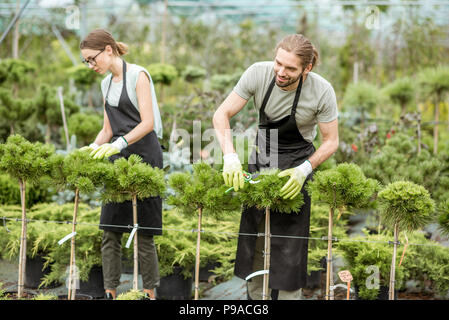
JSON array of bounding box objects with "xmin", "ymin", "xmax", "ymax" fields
[
  {"xmin": 125, "ymin": 224, "xmax": 138, "ymax": 248},
  {"xmin": 58, "ymin": 232, "xmax": 77, "ymax": 245}
]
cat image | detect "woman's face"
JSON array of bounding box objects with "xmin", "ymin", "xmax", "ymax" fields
[{"xmin": 81, "ymin": 45, "xmax": 114, "ymax": 75}]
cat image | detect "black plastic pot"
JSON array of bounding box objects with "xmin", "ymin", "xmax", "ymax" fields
[
  {"xmin": 25, "ymin": 255, "xmax": 60, "ymax": 289},
  {"xmin": 156, "ymin": 266, "xmax": 193, "ymax": 300},
  {"xmin": 305, "ymin": 257, "xmax": 326, "ymax": 289},
  {"xmin": 76, "ymin": 265, "xmax": 105, "ymax": 299},
  {"xmin": 198, "ymin": 261, "xmax": 220, "ymax": 282}
]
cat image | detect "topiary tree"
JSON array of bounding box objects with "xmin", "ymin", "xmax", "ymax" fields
[
  {"xmin": 66, "ymin": 112, "xmax": 102, "ymax": 148},
  {"xmin": 0, "ymin": 59, "xmax": 35, "ymax": 98},
  {"xmin": 0, "ymin": 134, "xmax": 54, "ymax": 297},
  {"xmin": 307, "ymin": 163, "xmax": 379, "ymax": 300},
  {"xmin": 236, "ymin": 168, "xmax": 305, "ymax": 300},
  {"xmin": 167, "ymin": 162, "xmax": 240, "ymax": 299},
  {"xmin": 437, "ymin": 200, "xmax": 449, "ymax": 237},
  {"xmin": 342, "ymin": 81, "xmax": 384, "ymax": 154},
  {"xmin": 182, "ymin": 65, "xmax": 206, "ymax": 83},
  {"xmin": 34, "ymin": 84, "xmax": 79, "ymax": 144},
  {"xmin": 101, "ymin": 154, "xmax": 166, "ymax": 291},
  {"xmin": 378, "ymin": 180, "xmax": 435, "ymax": 300},
  {"xmin": 383, "ymin": 77, "xmax": 415, "ymax": 117},
  {"xmin": 50, "ymin": 150, "xmax": 112, "ymax": 299},
  {"xmin": 147, "ymin": 63, "xmax": 178, "ymax": 103},
  {"xmin": 67, "ymin": 64, "xmax": 100, "ymax": 108},
  {"xmin": 417, "ymin": 66, "xmax": 449, "ymax": 155},
  {"xmin": 0, "ymin": 89, "xmax": 35, "ymax": 135}
]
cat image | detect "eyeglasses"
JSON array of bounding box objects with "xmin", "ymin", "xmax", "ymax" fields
[{"xmin": 82, "ymin": 48, "xmax": 105, "ymax": 67}]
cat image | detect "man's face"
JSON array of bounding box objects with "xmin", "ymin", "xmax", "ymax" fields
[{"xmin": 273, "ymin": 48, "xmax": 303, "ymax": 89}]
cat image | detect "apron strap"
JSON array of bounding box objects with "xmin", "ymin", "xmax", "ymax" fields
[
  {"xmin": 290, "ymin": 74, "xmax": 303, "ymax": 117},
  {"xmin": 259, "ymin": 77, "xmax": 276, "ymax": 124},
  {"xmin": 105, "ymin": 59, "xmax": 127, "ymax": 104}
]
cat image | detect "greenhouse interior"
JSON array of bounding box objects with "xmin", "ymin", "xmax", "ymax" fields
[{"xmin": 0, "ymin": 0, "xmax": 449, "ymax": 307}]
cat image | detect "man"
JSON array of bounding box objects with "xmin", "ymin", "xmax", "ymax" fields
[{"xmin": 213, "ymin": 34, "xmax": 339, "ymax": 300}]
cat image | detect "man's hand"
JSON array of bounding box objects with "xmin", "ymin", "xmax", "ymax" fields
[
  {"xmin": 222, "ymin": 153, "xmax": 244, "ymax": 191},
  {"xmin": 278, "ymin": 160, "xmax": 312, "ymax": 200},
  {"xmin": 89, "ymin": 136, "xmax": 127, "ymax": 160}
]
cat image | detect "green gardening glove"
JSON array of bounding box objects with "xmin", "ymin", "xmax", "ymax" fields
[
  {"xmin": 79, "ymin": 142, "xmax": 99, "ymax": 153},
  {"xmin": 277, "ymin": 160, "xmax": 312, "ymax": 200},
  {"xmin": 89, "ymin": 136, "xmax": 127, "ymax": 160},
  {"xmin": 222, "ymin": 153, "xmax": 245, "ymax": 191}
]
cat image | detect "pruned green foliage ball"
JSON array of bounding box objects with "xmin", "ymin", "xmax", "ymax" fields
[
  {"xmin": 101, "ymin": 154, "xmax": 166, "ymax": 203},
  {"xmin": 307, "ymin": 163, "xmax": 379, "ymax": 211},
  {"xmin": 116, "ymin": 290, "xmax": 147, "ymax": 300},
  {"xmin": 378, "ymin": 180, "xmax": 435, "ymax": 231},
  {"xmin": 167, "ymin": 162, "xmax": 240, "ymax": 218},
  {"xmin": 237, "ymin": 168, "xmax": 304, "ymax": 213}
]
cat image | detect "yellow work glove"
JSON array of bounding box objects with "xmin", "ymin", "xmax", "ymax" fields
[
  {"xmin": 90, "ymin": 136, "xmax": 128, "ymax": 160},
  {"xmin": 79, "ymin": 142, "xmax": 99, "ymax": 153},
  {"xmin": 222, "ymin": 153, "xmax": 244, "ymax": 191},
  {"xmin": 278, "ymin": 160, "xmax": 312, "ymax": 200}
]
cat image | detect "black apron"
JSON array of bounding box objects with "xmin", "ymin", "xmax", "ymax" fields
[
  {"xmin": 234, "ymin": 75, "xmax": 315, "ymax": 291},
  {"xmin": 100, "ymin": 59, "xmax": 163, "ymax": 236}
]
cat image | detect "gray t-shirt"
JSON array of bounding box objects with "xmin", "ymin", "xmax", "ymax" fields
[
  {"xmin": 233, "ymin": 61, "xmax": 338, "ymax": 143},
  {"xmin": 101, "ymin": 63, "xmax": 163, "ymax": 139}
]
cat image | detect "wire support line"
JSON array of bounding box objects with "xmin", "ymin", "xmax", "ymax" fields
[{"xmin": 1, "ymin": 216, "xmax": 444, "ymax": 248}]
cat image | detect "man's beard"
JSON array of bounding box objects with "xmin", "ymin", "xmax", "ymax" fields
[{"xmin": 275, "ymin": 74, "xmax": 301, "ymax": 88}]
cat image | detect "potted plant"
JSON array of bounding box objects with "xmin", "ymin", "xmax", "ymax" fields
[
  {"xmin": 378, "ymin": 180, "xmax": 435, "ymax": 299},
  {"xmin": 307, "ymin": 163, "xmax": 379, "ymax": 300},
  {"xmin": 101, "ymin": 154, "xmax": 166, "ymax": 292},
  {"xmin": 116, "ymin": 289, "xmax": 147, "ymax": 300},
  {"xmin": 167, "ymin": 162, "xmax": 240, "ymax": 299},
  {"xmin": 0, "ymin": 134, "xmax": 54, "ymax": 298}
]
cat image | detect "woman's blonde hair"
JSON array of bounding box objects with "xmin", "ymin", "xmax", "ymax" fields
[
  {"xmin": 275, "ymin": 34, "xmax": 319, "ymax": 70},
  {"xmin": 79, "ymin": 29, "xmax": 128, "ymax": 56}
]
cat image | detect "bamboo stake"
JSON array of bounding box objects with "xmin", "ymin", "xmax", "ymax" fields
[
  {"xmin": 325, "ymin": 206, "xmax": 334, "ymax": 300},
  {"xmin": 389, "ymin": 223, "xmax": 399, "ymax": 300},
  {"xmin": 194, "ymin": 207, "xmax": 203, "ymax": 300},
  {"xmin": 132, "ymin": 195, "xmax": 139, "ymax": 291},
  {"xmin": 262, "ymin": 207, "xmax": 271, "ymax": 300},
  {"xmin": 17, "ymin": 179, "xmax": 26, "ymax": 298},
  {"xmin": 68, "ymin": 188, "xmax": 79, "ymax": 300}
]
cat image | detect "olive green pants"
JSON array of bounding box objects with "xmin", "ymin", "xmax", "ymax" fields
[
  {"xmin": 247, "ymin": 219, "xmax": 304, "ymax": 300},
  {"xmin": 101, "ymin": 230, "xmax": 160, "ymax": 290}
]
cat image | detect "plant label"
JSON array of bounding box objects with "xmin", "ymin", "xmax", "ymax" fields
[{"xmin": 338, "ymin": 270, "xmax": 353, "ymax": 282}]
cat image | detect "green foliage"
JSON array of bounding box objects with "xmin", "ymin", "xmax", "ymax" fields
[
  {"xmin": 0, "ymin": 134, "xmax": 55, "ymax": 185},
  {"xmin": 418, "ymin": 66, "xmax": 449, "ymax": 100},
  {"xmin": 383, "ymin": 77, "xmax": 415, "ymax": 114},
  {"xmin": 67, "ymin": 112, "xmax": 102, "ymax": 147},
  {"xmin": 0, "ymin": 59, "xmax": 35, "ymax": 86},
  {"xmin": 210, "ymin": 72, "xmax": 242, "ymax": 93},
  {"xmin": 337, "ymin": 231, "xmax": 407, "ymax": 300},
  {"xmin": 182, "ymin": 65, "xmax": 206, "ymax": 83},
  {"xmin": 147, "ymin": 63, "xmax": 178, "ymax": 86},
  {"xmin": 167, "ymin": 162, "xmax": 240, "ymax": 218},
  {"xmin": 0, "ymin": 88, "xmax": 35, "ymax": 132},
  {"xmin": 237, "ymin": 169, "xmax": 304, "ymax": 213},
  {"xmin": 342, "ymin": 81, "xmax": 383, "ymax": 115},
  {"xmin": 307, "ymin": 163, "xmax": 379, "ymax": 212},
  {"xmin": 378, "ymin": 181, "xmax": 435, "ymax": 231},
  {"xmin": 403, "ymin": 231, "xmax": 449, "ymax": 296},
  {"xmin": 0, "ymin": 174, "xmax": 53, "ymax": 207},
  {"xmin": 67, "ymin": 64, "xmax": 100, "ymax": 87},
  {"xmin": 116, "ymin": 290, "xmax": 147, "ymax": 300},
  {"xmin": 155, "ymin": 209, "xmax": 238, "ymax": 280},
  {"xmin": 101, "ymin": 154, "xmax": 166, "ymax": 203},
  {"xmin": 50, "ymin": 150, "xmax": 111, "ymax": 194},
  {"xmin": 437, "ymin": 200, "xmax": 449, "ymax": 237},
  {"xmin": 33, "ymin": 293, "xmax": 58, "ymax": 300}
]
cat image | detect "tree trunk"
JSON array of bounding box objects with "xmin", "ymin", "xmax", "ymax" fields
[
  {"xmin": 132, "ymin": 195, "xmax": 138, "ymax": 291},
  {"xmin": 17, "ymin": 179, "xmax": 26, "ymax": 298},
  {"xmin": 12, "ymin": 0, "xmax": 20, "ymax": 59},
  {"xmin": 194, "ymin": 207, "xmax": 202, "ymax": 300},
  {"xmin": 262, "ymin": 206, "xmax": 271, "ymax": 300},
  {"xmin": 433, "ymin": 97, "xmax": 439, "ymax": 155},
  {"xmin": 389, "ymin": 223, "xmax": 399, "ymax": 300},
  {"xmin": 68, "ymin": 188, "xmax": 79, "ymax": 300},
  {"xmin": 326, "ymin": 206, "xmax": 334, "ymax": 300}
]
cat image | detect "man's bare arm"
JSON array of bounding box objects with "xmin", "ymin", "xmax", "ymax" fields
[{"xmin": 307, "ymin": 118, "xmax": 339, "ymax": 170}]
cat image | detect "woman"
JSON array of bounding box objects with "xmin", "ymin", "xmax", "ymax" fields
[{"xmin": 79, "ymin": 29, "xmax": 163, "ymax": 300}]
